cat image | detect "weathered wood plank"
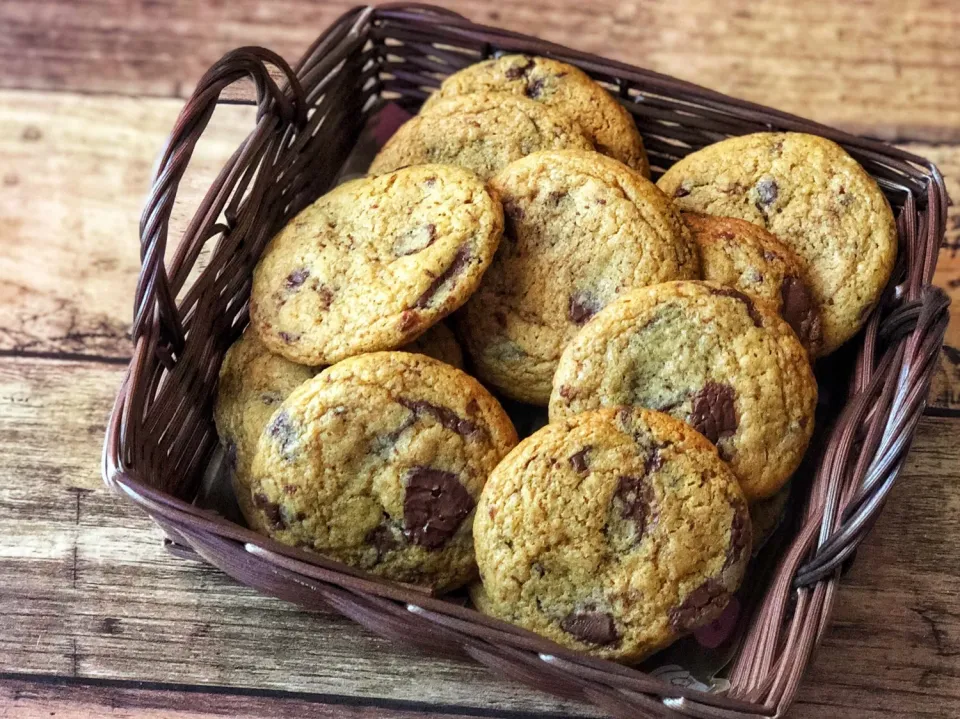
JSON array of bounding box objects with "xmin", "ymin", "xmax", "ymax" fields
[
  {"xmin": 2, "ymin": 1, "xmax": 960, "ymax": 142},
  {"xmin": 0, "ymin": 356, "xmax": 957, "ymax": 717},
  {"xmin": 0, "ymin": 676, "xmax": 490, "ymax": 719},
  {"xmin": 0, "ymin": 91, "xmax": 252, "ymax": 359}
]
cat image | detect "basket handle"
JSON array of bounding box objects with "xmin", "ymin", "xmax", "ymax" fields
[{"xmin": 132, "ymin": 46, "xmax": 306, "ymax": 362}]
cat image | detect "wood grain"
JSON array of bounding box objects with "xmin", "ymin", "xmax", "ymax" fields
[
  {"xmin": 2, "ymin": 1, "xmax": 960, "ymax": 142},
  {"xmin": 0, "ymin": 355, "xmax": 956, "ymax": 717}
]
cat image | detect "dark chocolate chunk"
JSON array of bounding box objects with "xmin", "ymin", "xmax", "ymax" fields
[
  {"xmin": 399, "ymin": 397, "xmax": 480, "ymax": 439},
  {"xmin": 674, "ymin": 185, "xmax": 691, "ymax": 198},
  {"xmin": 253, "ymin": 492, "xmax": 285, "ymax": 530},
  {"xmin": 414, "ymin": 245, "xmax": 471, "ymax": 309},
  {"xmin": 504, "ymin": 57, "xmax": 535, "ymax": 79},
  {"xmin": 780, "ymin": 276, "xmax": 822, "ymax": 348},
  {"xmin": 668, "ymin": 579, "xmax": 728, "ymax": 632},
  {"xmin": 560, "ymin": 609, "xmax": 620, "ymax": 646},
  {"xmin": 711, "ymin": 287, "xmax": 763, "ymax": 327},
  {"xmin": 688, "ymin": 382, "xmax": 738, "ymax": 445},
  {"xmin": 568, "ymin": 291, "xmax": 601, "ymax": 325},
  {"xmin": 569, "ymin": 447, "xmax": 591, "ymax": 473},
  {"xmin": 403, "ymin": 467, "xmax": 474, "ymax": 550},
  {"xmin": 525, "ymin": 78, "xmax": 546, "ymax": 98},
  {"xmin": 267, "ymin": 410, "xmax": 299, "ymax": 457},
  {"xmin": 614, "ymin": 474, "xmax": 657, "ymax": 539},
  {"xmin": 755, "ymin": 177, "xmax": 779, "ymax": 207},
  {"xmin": 285, "ymin": 268, "xmax": 309, "ymax": 289},
  {"xmin": 395, "ymin": 223, "xmax": 437, "ymax": 257}
]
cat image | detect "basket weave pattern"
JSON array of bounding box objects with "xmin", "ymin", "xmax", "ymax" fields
[{"xmin": 103, "ymin": 5, "xmax": 950, "ymax": 717}]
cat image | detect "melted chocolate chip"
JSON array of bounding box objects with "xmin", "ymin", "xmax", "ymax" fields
[
  {"xmin": 399, "ymin": 398, "xmax": 480, "ymax": 438},
  {"xmin": 403, "ymin": 467, "xmax": 474, "ymax": 550},
  {"xmin": 314, "ymin": 285, "xmax": 334, "ymax": 309},
  {"xmin": 558, "ymin": 385, "xmax": 577, "ymax": 400},
  {"xmin": 253, "ymin": 492, "xmax": 285, "ymax": 530},
  {"xmin": 560, "ymin": 609, "xmax": 620, "ymax": 646},
  {"xmin": 568, "ymin": 291, "xmax": 601, "ymax": 325},
  {"xmin": 414, "ymin": 245, "xmax": 471, "ymax": 309},
  {"xmin": 525, "ymin": 78, "xmax": 545, "ymax": 98},
  {"xmin": 614, "ymin": 474, "xmax": 657, "ymax": 539},
  {"xmin": 668, "ymin": 579, "xmax": 729, "ymax": 632},
  {"xmin": 569, "ymin": 447, "xmax": 591, "ymax": 473},
  {"xmin": 718, "ymin": 230, "xmax": 735, "ymax": 240},
  {"xmin": 285, "ymin": 268, "xmax": 309, "ymax": 289},
  {"xmin": 395, "ymin": 224, "xmax": 437, "ymax": 257},
  {"xmin": 674, "ymin": 185, "xmax": 691, "ymax": 198},
  {"xmin": 278, "ymin": 331, "xmax": 300, "ymax": 344},
  {"xmin": 504, "ymin": 57, "xmax": 536, "ymax": 80},
  {"xmin": 780, "ymin": 276, "xmax": 822, "ymax": 349},
  {"xmin": 711, "ymin": 287, "xmax": 763, "ymax": 327},
  {"xmin": 267, "ymin": 410, "xmax": 299, "ymax": 458},
  {"xmin": 465, "ymin": 398, "xmax": 480, "ymax": 416},
  {"xmin": 762, "ymin": 249, "xmax": 781, "ymax": 263},
  {"xmin": 725, "ymin": 499, "xmax": 750, "ymax": 568},
  {"xmin": 688, "ymin": 382, "xmax": 738, "ymax": 445},
  {"xmin": 755, "ymin": 177, "xmax": 778, "ymax": 214}
]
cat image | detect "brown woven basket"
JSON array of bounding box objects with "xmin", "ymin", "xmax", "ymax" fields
[{"xmin": 102, "ymin": 4, "xmax": 951, "ymax": 717}]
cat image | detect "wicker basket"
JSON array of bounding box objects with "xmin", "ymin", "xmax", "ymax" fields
[{"xmin": 102, "ymin": 5, "xmax": 951, "ymax": 717}]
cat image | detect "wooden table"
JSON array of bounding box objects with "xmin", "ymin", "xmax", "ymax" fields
[{"xmin": 1, "ymin": 2, "xmax": 959, "ymax": 717}]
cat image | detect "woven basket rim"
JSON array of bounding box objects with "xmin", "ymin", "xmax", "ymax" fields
[{"xmin": 102, "ymin": 5, "xmax": 951, "ymax": 718}]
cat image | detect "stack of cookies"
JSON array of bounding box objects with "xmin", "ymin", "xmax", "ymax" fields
[{"xmin": 214, "ymin": 54, "xmax": 897, "ymax": 663}]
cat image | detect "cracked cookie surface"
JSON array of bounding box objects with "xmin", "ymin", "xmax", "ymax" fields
[
  {"xmin": 247, "ymin": 351, "xmax": 517, "ymax": 593},
  {"xmin": 250, "ymin": 165, "xmax": 503, "ymax": 365},
  {"xmin": 369, "ymin": 92, "xmax": 593, "ymax": 180},
  {"xmin": 472, "ymin": 407, "xmax": 750, "ymax": 661},
  {"xmin": 423, "ymin": 55, "xmax": 648, "ymax": 176},
  {"xmin": 460, "ymin": 150, "xmax": 698, "ymax": 405},
  {"xmin": 549, "ymin": 281, "xmax": 817, "ymax": 500},
  {"xmin": 657, "ymin": 132, "xmax": 896, "ymax": 355},
  {"xmin": 684, "ymin": 212, "xmax": 823, "ymax": 356}
]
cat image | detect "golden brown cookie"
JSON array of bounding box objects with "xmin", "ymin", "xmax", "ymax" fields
[
  {"xmin": 247, "ymin": 352, "xmax": 518, "ymax": 593},
  {"xmin": 473, "ymin": 407, "xmax": 750, "ymax": 661},
  {"xmin": 549, "ymin": 281, "xmax": 817, "ymax": 500},
  {"xmin": 460, "ymin": 150, "xmax": 698, "ymax": 405},
  {"xmin": 684, "ymin": 212, "xmax": 823, "ymax": 356},
  {"xmin": 658, "ymin": 132, "xmax": 897, "ymax": 355},
  {"xmin": 423, "ymin": 55, "xmax": 648, "ymax": 176},
  {"xmin": 369, "ymin": 92, "xmax": 593, "ymax": 180},
  {"xmin": 250, "ymin": 164, "xmax": 503, "ymax": 365},
  {"xmin": 401, "ymin": 322, "xmax": 464, "ymax": 369},
  {"xmin": 214, "ymin": 328, "xmax": 316, "ymax": 524}
]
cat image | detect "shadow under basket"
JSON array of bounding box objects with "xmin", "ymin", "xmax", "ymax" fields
[{"xmin": 102, "ymin": 5, "xmax": 951, "ymax": 718}]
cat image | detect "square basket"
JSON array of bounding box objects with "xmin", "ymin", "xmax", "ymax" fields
[{"xmin": 102, "ymin": 5, "xmax": 951, "ymax": 717}]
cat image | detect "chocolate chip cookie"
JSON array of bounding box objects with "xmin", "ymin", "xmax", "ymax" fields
[
  {"xmin": 250, "ymin": 164, "xmax": 503, "ymax": 365},
  {"xmin": 368, "ymin": 92, "xmax": 593, "ymax": 180},
  {"xmin": 402, "ymin": 321, "xmax": 464, "ymax": 369},
  {"xmin": 460, "ymin": 150, "xmax": 698, "ymax": 405},
  {"xmin": 247, "ymin": 351, "xmax": 518, "ymax": 592},
  {"xmin": 214, "ymin": 328, "xmax": 316, "ymax": 524},
  {"xmin": 472, "ymin": 407, "xmax": 750, "ymax": 661},
  {"xmin": 658, "ymin": 132, "xmax": 897, "ymax": 355},
  {"xmin": 423, "ymin": 55, "xmax": 648, "ymax": 176},
  {"xmin": 684, "ymin": 212, "xmax": 823, "ymax": 356},
  {"xmin": 549, "ymin": 281, "xmax": 817, "ymax": 500}
]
